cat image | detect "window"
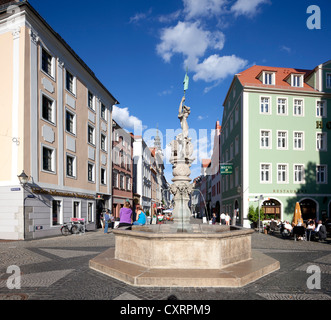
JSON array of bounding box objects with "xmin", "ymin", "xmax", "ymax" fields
[
  {"xmin": 277, "ymin": 131, "xmax": 287, "ymax": 149},
  {"xmin": 120, "ymin": 174, "xmax": 124, "ymax": 189},
  {"xmin": 235, "ymin": 167, "xmax": 239, "ymax": 186},
  {"xmin": 264, "ymin": 72, "xmax": 274, "ymax": 85},
  {"xmin": 292, "ymin": 75, "xmax": 303, "ymax": 87},
  {"xmin": 126, "ymin": 177, "xmax": 130, "ymax": 191},
  {"xmin": 66, "ymin": 154, "xmax": 76, "ymax": 178},
  {"xmin": 235, "ymin": 106, "xmax": 239, "ymax": 123},
  {"xmin": 73, "ymin": 201, "xmax": 80, "ymax": 218},
  {"xmin": 261, "ymin": 164, "xmax": 271, "ymax": 183},
  {"xmin": 316, "ymin": 165, "xmax": 327, "ymax": 184},
  {"xmin": 101, "ymin": 103, "xmax": 107, "ymax": 121},
  {"xmin": 316, "ymin": 101, "xmax": 327, "ymax": 118},
  {"xmin": 113, "ymin": 171, "xmax": 118, "ymax": 188},
  {"xmin": 235, "ymin": 136, "xmax": 239, "ymax": 155},
  {"xmin": 293, "ymin": 132, "xmax": 304, "ymax": 150},
  {"xmin": 88, "ymin": 91, "xmax": 94, "ymax": 110},
  {"xmin": 101, "ymin": 133, "xmax": 107, "ymax": 151},
  {"xmin": 88, "ymin": 125, "xmax": 95, "ymax": 145},
  {"xmin": 88, "ymin": 162, "xmax": 95, "ymax": 182},
  {"xmin": 294, "ymin": 99, "xmax": 303, "ymax": 116},
  {"xmin": 260, "ymin": 130, "xmax": 271, "ymax": 149},
  {"xmin": 42, "ymin": 94, "xmax": 55, "ymax": 124},
  {"xmin": 65, "ymin": 70, "xmax": 76, "ymax": 95},
  {"xmin": 52, "ymin": 200, "xmax": 62, "ymax": 226},
  {"xmin": 317, "ymin": 133, "xmax": 327, "ymax": 151},
  {"xmin": 294, "ymin": 165, "xmax": 304, "ymax": 183},
  {"xmin": 41, "ymin": 48, "xmax": 54, "ymax": 78},
  {"xmin": 101, "ymin": 168, "xmax": 106, "ymax": 185},
  {"xmin": 277, "ymin": 98, "xmax": 287, "ymax": 115},
  {"xmin": 260, "ymin": 97, "xmax": 270, "ymax": 114},
  {"xmin": 65, "ymin": 109, "xmax": 76, "ymax": 135},
  {"xmin": 88, "ymin": 202, "xmax": 94, "ymax": 223},
  {"xmin": 277, "ymin": 164, "xmax": 288, "ymax": 183},
  {"xmin": 42, "ymin": 146, "xmax": 55, "ymax": 172},
  {"xmin": 327, "ymin": 73, "xmax": 331, "ymax": 88}
]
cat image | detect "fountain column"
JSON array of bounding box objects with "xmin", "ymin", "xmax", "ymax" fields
[{"xmin": 169, "ymin": 95, "xmax": 195, "ymax": 232}]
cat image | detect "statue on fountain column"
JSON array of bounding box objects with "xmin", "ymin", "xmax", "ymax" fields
[{"xmin": 178, "ymin": 96, "xmax": 190, "ymax": 140}]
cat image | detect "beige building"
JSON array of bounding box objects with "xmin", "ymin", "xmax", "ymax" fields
[{"xmin": 0, "ymin": 1, "xmax": 118, "ymax": 239}]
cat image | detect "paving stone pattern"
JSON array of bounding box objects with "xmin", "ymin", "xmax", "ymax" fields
[{"xmin": 0, "ymin": 222, "xmax": 330, "ymax": 301}]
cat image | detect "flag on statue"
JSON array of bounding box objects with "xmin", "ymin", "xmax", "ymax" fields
[{"xmin": 183, "ymin": 72, "xmax": 189, "ymax": 92}]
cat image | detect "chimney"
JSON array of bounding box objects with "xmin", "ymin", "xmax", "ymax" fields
[{"xmin": 0, "ymin": 0, "xmax": 19, "ymax": 5}]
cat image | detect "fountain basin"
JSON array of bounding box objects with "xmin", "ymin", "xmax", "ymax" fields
[
  {"xmin": 114, "ymin": 225, "xmax": 252, "ymax": 269},
  {"xmin": 89, "ymin": 225, "xmax": 280, "ymax": 287}
]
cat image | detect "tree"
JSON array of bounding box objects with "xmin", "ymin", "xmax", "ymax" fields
[{"xmin": 247, "ymin": 205, "xmax": 265, "ymax": 224}]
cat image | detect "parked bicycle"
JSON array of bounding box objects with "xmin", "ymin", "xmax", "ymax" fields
[{"xmin": 61, "ymin": 219, "xmax": 86, "ymax": 236}]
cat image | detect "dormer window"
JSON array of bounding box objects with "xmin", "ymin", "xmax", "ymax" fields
[
  {"xmin": 291, "ymin": 74, "xmax": 303, "ymax": 87},
  {"xmin": 264, "ymin": 72, "xmax": 275, "ymax": 85}
]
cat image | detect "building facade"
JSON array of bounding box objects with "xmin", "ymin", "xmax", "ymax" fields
[
  {"xmin": 0, "ymin": 1, "xmax": 118, "ymax": 239},
  {"xmin": 211, "ymin": 121, "xmax": 222, "ymax": 220},
  {"xmin": 112, "ymin": 121, "xmax": 133, "ymax": 219},
  {"xmin": 221, "ymin": 62, "xmax": 331, "ymax": 228}
]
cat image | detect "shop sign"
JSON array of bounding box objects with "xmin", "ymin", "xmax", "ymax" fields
[
  {"xmin": 220, "ymin": 164, "xmax": 233, "ymax": 175},
  {"xmin": 316, "ymin": 121, "xmax": 331, "ymax": 129}
]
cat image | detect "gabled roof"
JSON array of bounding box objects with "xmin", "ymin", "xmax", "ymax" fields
[{"xmin": 237, "ymin": 65, "xmax": 317, "ymax": 92}]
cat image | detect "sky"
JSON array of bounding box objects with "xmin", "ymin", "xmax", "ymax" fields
[{"xmin": 28, "ymin": 0, "xmax": 331, "ymax": 183}]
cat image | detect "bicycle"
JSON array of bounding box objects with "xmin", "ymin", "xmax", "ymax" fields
[{"xmin": 61, "ymin": 221, "xmax": 85, "ymax": 236}]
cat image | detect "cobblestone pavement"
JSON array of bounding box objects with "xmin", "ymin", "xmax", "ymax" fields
[{"xmin": 0, "ymin": 221, "xmax": 330, "ymax": 301}]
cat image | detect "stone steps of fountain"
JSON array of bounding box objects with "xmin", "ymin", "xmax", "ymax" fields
[{"xmin": 89, "ymin": 249, "xmax": 280, "ymax": 288}]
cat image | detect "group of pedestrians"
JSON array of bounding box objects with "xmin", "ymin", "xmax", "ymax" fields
[
  {"xmin": 210, "ymin": 212, "xmax": 231, "ymax": 225},
  {"xmin": 100, "ymin": 201, "xmax": 147, "ymax": 234}
]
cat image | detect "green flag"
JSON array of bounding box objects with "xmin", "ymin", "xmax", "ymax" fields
[{"xmin": 183, "ymin": 72, "xmax": 189, "ymax": 92}]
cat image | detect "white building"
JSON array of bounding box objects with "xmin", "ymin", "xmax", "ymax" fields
[{"xmin": 133, "ymin": 136, "xmax": 152, "ymax": 213}]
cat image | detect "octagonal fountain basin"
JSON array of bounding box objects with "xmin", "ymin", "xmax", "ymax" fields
[{"xmin": 89, "ymin": 225, "xmax": 280, "ymax": 288}]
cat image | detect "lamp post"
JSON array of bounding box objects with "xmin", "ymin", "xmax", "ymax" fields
[
  {"xmin": 17, "ymin": 170, "xmax": 33, "ymax": 240},
  {"xmin": 17, "ymin": 170, "xmax": 29, "ymax": 186},
  {"xmin": 255, "ymin": 195, "xmax": 264, "ymax": 233}
]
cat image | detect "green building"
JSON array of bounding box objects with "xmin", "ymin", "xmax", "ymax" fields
[{"xmin": 221, "ymin": 61, "xmax": 331, "ymax": 228}]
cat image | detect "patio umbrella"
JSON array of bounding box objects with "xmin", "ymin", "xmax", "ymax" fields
[{"xmin": 292, "ymin": 202, "xmax": 302, "ymax": 226}]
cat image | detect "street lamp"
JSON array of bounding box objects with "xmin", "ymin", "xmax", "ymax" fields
[
  {"xmin": 17, "ymin": 170, "xmax": 29, "ymax": 186},
  {"xmin": 255, "ymin": 195, "xmax": 264, "ymax": 233}
]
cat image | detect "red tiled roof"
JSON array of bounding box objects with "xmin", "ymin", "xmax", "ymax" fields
[
  {"xmin": 237, "ymin": 65, "xmax": 317, "ymax": 92},
  {"xmin": 201, "ymin": 159, "xmax": 211, "ymax": 168}
]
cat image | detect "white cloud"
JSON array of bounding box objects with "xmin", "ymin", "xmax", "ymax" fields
[
  {"xmin": 156, "ymin": 21, "xmax": 225, "ymax": 67},
  {"xmin": 129, "ymin": 8, "xmax": 153, "ymax": 24},
  {"xmin": 193, "ymin": 54, "xmax": 247, "ymax": 82},
  {"xmin": 231, "ymin": 0, "xmax": 270, "ymax": 17},
  {"xmin": 183, "ymin": 0, "xmax": 228, "ymax": 19},
  {"xmin": 112, "ymin": 106, "xmax": 146, "ymax": 134},
  {"xmin": 280, "ymin": 45, "xmax": 291, "ymax": 54}
]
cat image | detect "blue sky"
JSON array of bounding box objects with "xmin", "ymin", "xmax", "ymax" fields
[{"xmin": 29, "ymin": 0, "xmax": 331, "ymax": 183}]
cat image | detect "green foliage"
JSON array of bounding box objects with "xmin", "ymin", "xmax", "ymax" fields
[{"xmin": 247, "ymin": 205, "xmax": 265, "ymax": 223}]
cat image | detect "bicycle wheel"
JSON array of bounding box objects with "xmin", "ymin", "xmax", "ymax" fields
[
  {"xmin": 61, "ymin": 226, "xmax": 70, "ymax": 236},
  {"xmin": 71, "ymin": 225, "xmax": 79, "ymax": 234}
]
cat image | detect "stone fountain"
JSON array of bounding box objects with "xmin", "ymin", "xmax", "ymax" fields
[{"xmin": 89, "ymin": 81, "xmax": 279, "ymax": 288}]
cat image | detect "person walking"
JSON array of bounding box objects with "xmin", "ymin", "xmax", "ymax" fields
[
  {"xmin": 220, "ymin": 212, "xmax": 226, "ymax": 225},
  {"xmin": 225, "ymin": 213, "xmax": 231, "ymax": 225},
  {"xmin": 104, "ymin": 209, "xmax": 111, "ymax": 234}
]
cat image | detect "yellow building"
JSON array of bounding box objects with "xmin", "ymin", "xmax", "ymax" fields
[{"xmin": 0, "ymin": 0, "xmax": 118, "ymax": 239}]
